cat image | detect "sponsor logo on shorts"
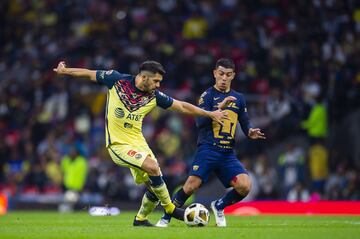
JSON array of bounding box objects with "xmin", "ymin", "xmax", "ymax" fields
[
  {"xmin": 134, "ymin": 153, "xmax": 142, "ymax": 160},
  {"xmin": 193, "ymin": 165, "xmax": 199, "ymax": 171},
  {"xmin": 127, "ymin": 150, "xmax": 137, "ymax": 157}
]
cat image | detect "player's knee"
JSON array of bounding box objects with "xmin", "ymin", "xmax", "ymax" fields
[
  {"xmin": 234, "ymin": 180, "xmax": 251, "ymax": 196},
  {"xmin": 145, "ymin": 161, "xmax": 160, "ymax": 176},
  {"xmin": 183, "ymin": 177, "xmax": 201, "ymax": 195},
  {"xmin": 183, "ymin": 183, "xmax": 199, "ymax": 195}
]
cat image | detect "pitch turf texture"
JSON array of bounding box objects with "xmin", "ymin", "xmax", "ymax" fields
[{"xmin": 1, "ymin": 211, "xmax": 359, "ymax": 239}]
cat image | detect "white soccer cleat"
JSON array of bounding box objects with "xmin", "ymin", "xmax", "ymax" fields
[
  {"xmin": 155, "ymin": 218, "xmax": 169, "ymax": 228},
  {"xmin": 211, "ymin": 201, "xmax": 227, "ymax": 227}
]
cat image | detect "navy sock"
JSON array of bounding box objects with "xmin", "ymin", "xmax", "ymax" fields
[
  {"xmin": 145, "ymin": 189, "xmax": 158, "ymax": 202},
  {"xmin": 173, "ymin": 188, "xmax": 190, "ymax": 207},
  {"xmin": 148, "ymin": 175, "xmax": 164, "ymax": 187},
  {"xmin": 162, "ymin": 188, "xmax": 190, "ymax": 221},
  {"xmin": 215, "ymin": 189, "xmax": 245, "ymax": 210}
]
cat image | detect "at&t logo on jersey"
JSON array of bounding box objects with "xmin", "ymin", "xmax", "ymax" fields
[
  {"xmin": 126, "ymin": 113, "xmax": 143, "ymax": 121},
  {"xmin": 115, "ymin": 108, "xmax": 125, "ymax": 118}
]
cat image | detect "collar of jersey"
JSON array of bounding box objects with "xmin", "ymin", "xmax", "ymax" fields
[
  {"xmin": 212, "ymin": 86, "xmax": 231, "ymax": 94},
  {"xmin": 130, "ymin": 76, "xmax": 147, "ymax": 93}
]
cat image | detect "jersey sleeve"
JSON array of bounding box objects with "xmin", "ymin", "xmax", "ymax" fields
[
  {"xmin": 155, "ymin": 90, "xmax": 174, "ymax": 109},
  {"xmin": 96, "ymin": 70, "xmax": 130, "ymax": 89},
  {"xmin": 238, "ymin": 94, "xmax": 253, "ymax": 137},
  {"xmin": 196, "ymin": 90, "xmax": 212, "ymax": 128}
]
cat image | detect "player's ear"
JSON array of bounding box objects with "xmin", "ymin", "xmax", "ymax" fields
[
  {"xmin": 213, "ymin": 69, "xmax": 217, "ymax": 77},
  {"xmin": 140, "ymin": 73, "xmax": 147, "ymax": 81}
]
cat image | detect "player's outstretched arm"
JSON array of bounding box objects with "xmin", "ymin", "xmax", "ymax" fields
[
  {"xmin": 169, "ymin": 99, "xmax": 228, "ymax": 125},
  {"xmin": 53, "ymin": 61, "xmax": 97, "ymax": 82}
]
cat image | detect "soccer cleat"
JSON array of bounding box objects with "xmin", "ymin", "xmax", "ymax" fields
[
  {"xmin": 211, "ymin": 201, "xmax": 227, "ymax": 227},
  {"xmin": 133, "ymin": 217, "xmax": 154, "ymax": 227},
  {"xmin": 155, "ymin": 218, "xmax": 170, "ymax": 228},
  {"xmin": 169, "ymin": 207, "xmax": 185, "ymax": 221}
]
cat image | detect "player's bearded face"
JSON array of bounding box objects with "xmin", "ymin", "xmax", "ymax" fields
[
  {"xmin": 213, "ymin": 66, "xmax": 235, "ymax": 91},
  {"xmin": 143, "ymin": 73, "xmax": 162, "ymax": 92}
]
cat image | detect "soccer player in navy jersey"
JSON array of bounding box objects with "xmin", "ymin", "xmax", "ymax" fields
[
  {"xmin": 156, "ymin": 58, "xmax": 265, "ymax": 227},
  {"xmin": 53, "ymin": 60, "xmax": 227, "ymax": 226}
]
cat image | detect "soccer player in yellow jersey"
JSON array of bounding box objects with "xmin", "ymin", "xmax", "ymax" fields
[{"xmin": 53, "ymin": 60, "xmax": 227, "ymax": 226}]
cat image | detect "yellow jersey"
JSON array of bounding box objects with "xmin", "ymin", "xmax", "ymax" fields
[{"xmin": 96, "ymin": 70, "xmax": 173, "ymax": 147}]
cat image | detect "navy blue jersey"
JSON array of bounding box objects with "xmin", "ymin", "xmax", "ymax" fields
[{"xmin": 196, "ymin": 87, "xmax": 252, "ymax": 152}]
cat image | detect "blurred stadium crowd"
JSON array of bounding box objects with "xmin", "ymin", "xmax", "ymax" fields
[{"xmin": 1, "ymin": 0, "xmax": 360, "ymax": 207}]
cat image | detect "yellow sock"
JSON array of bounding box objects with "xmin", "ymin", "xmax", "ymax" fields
[
  {"xmin": 163, "ymin": 202, "xmax": 175, "ymax": 214},
  {"xmin": 136, "ymin": 192, "xmax": 159, "ymax": 220},
  {"xmin": 150, "ymin": 183, "xmax": 175, "ymax": 214}
]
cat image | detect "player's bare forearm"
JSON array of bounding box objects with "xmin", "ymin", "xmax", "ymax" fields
[
  {"xmin": 53, "ymin": 61, "xmax": 97, "ymax": 82},
  {"xmin": 62, "ymin": 68, "xmax": 96, "ymax": 79},
  {"xmin": 170, "ymin": 100, "xmax": 227, "ymax": 125},
  {"xmin": 170, "ymin": 100, "xmax": 210, "ymax": 117}
]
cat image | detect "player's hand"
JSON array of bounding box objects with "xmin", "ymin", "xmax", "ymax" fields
[
  {"xmin": 248, "ymin": 128, "xmax": 266, "ymax": 139},
  {"xmin": 53, "ymin": 61, "xmax": 67, "ymax": 74},
  {"xmin": 217, "ymin": 96, "xmax": 237, "ymax": 110},
  {"xmin": 209, "ymin": 109, "xmax": 229, "ymax": 126}
]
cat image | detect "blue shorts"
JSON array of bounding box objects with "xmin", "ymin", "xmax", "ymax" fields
[{"xmin": 189, "ymin": 146, "xmax": 248, "ymax": 188}]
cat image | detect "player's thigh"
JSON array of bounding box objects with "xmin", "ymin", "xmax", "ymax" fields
[
  {"xmin": 216, "ymin": 156, "xmax": 248, "ymax": 188},
  {"xmin": 189, "ymin": 150, "xmax": 216, "ymax": 184},
  {"xmin": 107, "ymin": 144, "xmax": 156, "ymax": 184}
]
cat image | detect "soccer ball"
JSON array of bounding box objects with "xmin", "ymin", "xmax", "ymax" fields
[{"xmin": 184, "ymin": 203, "xmax": 210, "ymax": 227}]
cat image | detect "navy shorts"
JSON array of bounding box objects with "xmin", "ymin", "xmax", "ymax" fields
[{"xmin": 189, "ymin": 146, "xmax": 248, "ymax": 188}]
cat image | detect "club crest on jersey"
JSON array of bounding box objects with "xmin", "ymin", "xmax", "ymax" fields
[
  {"xmin": 115, "ymin": 108, "xmax": 125, "ymax": 118},
  {"xmin": 134, "ymin": 153, "xmax": 142, "ymax": 160},
  {"xmin": 228, "ymin": 102, "xmax": 239, "ymax": 109},
  {"xmin": 198, "ymin": 97, "xmax": 204, "ymax": 105},
  {"xmin": 193, "ymin": 165, "xmax": 199, "ymax": 171}
]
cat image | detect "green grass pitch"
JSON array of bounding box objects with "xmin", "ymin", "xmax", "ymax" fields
[{"xmin": 1, "ymin": 211, "xmax": 359, "ymax": 239}]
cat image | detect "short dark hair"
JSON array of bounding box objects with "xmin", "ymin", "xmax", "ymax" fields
[
  {"xmin": 139, "ymin": 60, "xmax": 166, "ymax": 76},
  {"xmin": 215, "ymin": 58, "xmax": 235, "ymax": 70}
]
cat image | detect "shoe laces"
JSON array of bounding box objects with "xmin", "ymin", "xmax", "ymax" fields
[{"xmin": 217, "ymin": 209, "xmax": 224, "ymax": 217}]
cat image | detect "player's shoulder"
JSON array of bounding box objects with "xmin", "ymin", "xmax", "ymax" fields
[
  {"xmin": 200, "ymin": 87, "xmax": 214, "ymax": 98},
  {"xmin": 155, "ymin": 89, "xmax": 167, "ymax": 98},
  {"xmin": 155, "ymin": 90, "xmax": 173, "ymax": 109},
  {"xmin": 97, "ymin": 70, "xmax": 133, "ymax": 86},
  {"xmin": 231, "ymin": 89, "xmax": 245, "ymax": 100}
]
